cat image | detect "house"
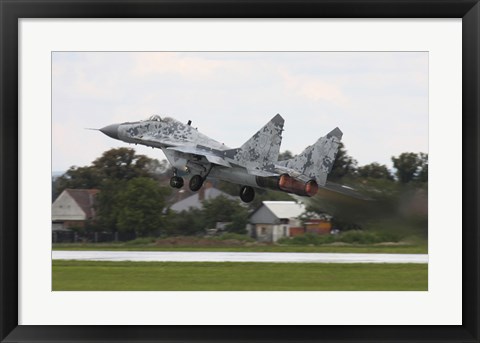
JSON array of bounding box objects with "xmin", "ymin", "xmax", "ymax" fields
[
  {"xmin": 169, "ymin": 182, "xmax": 237, "ymax": 212},
  {"xmin": 304, "ymin": 213, "xmax": 333, "ymax": 235},
  {"xmin": 247, "ymin": 201, "xmax": 306, "ymax": 242},
  {"xmin": 52, "ymin": 189, "xmax": 99, "ymax": 231}
]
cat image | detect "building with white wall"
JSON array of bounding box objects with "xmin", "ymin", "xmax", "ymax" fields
[
  {"xmin": 248, "ymin": 201, "xmax": 305, "ymax": 242},
  {"xmin": 52, "ymin": 189, "xmax": 98, "ymax": 231}
]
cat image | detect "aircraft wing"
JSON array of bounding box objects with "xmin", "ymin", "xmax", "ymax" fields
[{"xmin": 166, "ymin": 146, "xmax": 232, "ymax": 167}]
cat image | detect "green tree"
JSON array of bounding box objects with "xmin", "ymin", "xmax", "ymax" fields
[
  {"xmin": 116, "ymin": 177, "xmax": 170, "ymax": 237},
  {"xmin": 92, "ymin": 147, "xmax": 154, "ymax": 181},
  {"xmin": 226, "ymin": 209, "xmax": 249, "ymax": 234},
  {"xmin": 94, "ymin": 179, "xmax": 126, "ymax": 232},
  {"xmin": 163, "ymin": 208, "xmax": 206, "ymax": 236},
  {"xmin": 391, "ymin": 152, "xmax": 428, "ymax": 183},
  {"xmin": 329, "ymin": 143, "xmax": 358, "ymax": 181},
  {"xmin": 53, "ymin": 148, "xmax": 167, "ymax": 200},
  {"xmin": 416, "ymin": 153, "xmax": 428, "ymax": 182},
  {"xmin": 278, "ymin": 150, "xmax": 293, "ymax": 161},
  {"xmin": 357, "ymin": 162, "xmax": 393, "ymax": 180},
  {"xmin": 52, "ymin": 166, "xmax": 102, "ymax": 200},
  {"xmin": 52, "ymin": 148, "xmax": 167, "ymax": 204},
  {"xmin": 201, "ymin": 196, "xmax": 248, "ymax": 231}
]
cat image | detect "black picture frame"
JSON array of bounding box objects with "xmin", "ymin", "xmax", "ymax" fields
[{"xmin": 1, "ymin": 0, "xmax": 478, "ymax": 342}]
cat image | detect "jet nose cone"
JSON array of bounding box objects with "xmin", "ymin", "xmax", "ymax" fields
[{"xmin": 100, "ymin": 124, "xmax": 120, "ymax": 140}]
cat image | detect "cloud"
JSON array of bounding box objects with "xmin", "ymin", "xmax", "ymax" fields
[
  {"xmin": 279, "ymin": 69, "xmax": 349, "ymax": 107},
  {"xmin": 51, "ymin": 52, "xmax": 428, "ymax": 172},
  {"xmin": 131, "ymin": 52, "xmax": 230, "ymax": 78}
]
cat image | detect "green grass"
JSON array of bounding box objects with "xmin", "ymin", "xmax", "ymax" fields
[
  {"xmin": 52, "ymin": 243, "xmax": 427, "ymax": 254},
  {"xmin": 52, "ymin": 260, "xmax": 428, "ymax": 291}
]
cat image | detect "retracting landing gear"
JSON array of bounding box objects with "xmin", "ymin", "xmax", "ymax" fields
[
  {"xmin": 188, "ymin": 164, "xmax": 214, "ymax": 192},
  {"xmin": 240, "ymin": 186, "xmax": 255, "ymax": 203},
  {"xmin": 170, "ymin": 168, "xmax": 184, "ymax": 189},
  {"xmin": 170, "ymin": 176, "xmax": 184, "ymax": 189},
  {"xmin": 189, "ymin": 175, "xmax": 204, "ymax": 191}
]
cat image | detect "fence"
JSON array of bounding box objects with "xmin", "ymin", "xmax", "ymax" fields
[{"xmin": 52, "ymin": 231, "xmax": 136, "ymax": 243}]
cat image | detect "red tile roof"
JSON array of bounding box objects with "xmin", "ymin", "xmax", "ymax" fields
[{"xmin": 65, "ymin": 189, "xmax": 99, "ymax": 219}]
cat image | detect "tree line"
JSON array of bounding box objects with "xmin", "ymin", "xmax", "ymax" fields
[
  {"xmin": 300, "ymin": 143, "xmax": 428, "ymax": 236},
  {"xmin": 280, "ymin": 143, "xmax": 428, "ymax": 184},
  {"xmin": 53, "ymin": 148, "xmax": 249, "ymax": 238},
  {"xmin": 53, "ymin": 145, "xmax": 428, "ymax": 239}
]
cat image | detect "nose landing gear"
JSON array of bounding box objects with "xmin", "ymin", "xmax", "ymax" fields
[
  {"xmin": 240, "ymin": 186, "xmax": 255, "ymax": 203},
  {"xmin": 170, "ymin": 168, "xmax": 184, "ymax": 189},
  {"xmin": 170, "ymin": 176, "xmax": 184, "ymax": 189}
]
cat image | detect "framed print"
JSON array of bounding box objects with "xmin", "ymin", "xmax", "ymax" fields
[{"xmin": 1, "ymin": 0, "xmax": 479, "ymax": 342}]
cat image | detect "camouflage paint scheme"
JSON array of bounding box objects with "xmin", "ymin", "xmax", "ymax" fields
[
  {"xmin": 100, "ymin": 114, "xmax": 342, "ymax": 199},
  {"xmin": 276, "ymin": 127, "xmax": 343, "ymax": 186}
]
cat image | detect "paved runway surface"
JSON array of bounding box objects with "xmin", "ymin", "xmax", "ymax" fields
[{"xmin": 53, "ymin": 251, "xmax": 428, "ymax": 264}]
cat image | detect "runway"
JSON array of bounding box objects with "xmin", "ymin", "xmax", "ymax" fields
[{"xmin": 53, "ymin": 251, "xmax": 428, "ymax": 264}]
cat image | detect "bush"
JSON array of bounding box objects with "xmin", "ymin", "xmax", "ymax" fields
[
  {"xmin": 337, "ymin": 230, "xmax": 401, "ymax": 244},
  {"xmin": 277, "ymin": 230, "xmax": 402, "ymax": 246}
]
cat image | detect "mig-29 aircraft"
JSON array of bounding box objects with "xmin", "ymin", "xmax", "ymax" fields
[{"xmin": 99, "ymin": 114, "xmax": 342, "ymax": 203}]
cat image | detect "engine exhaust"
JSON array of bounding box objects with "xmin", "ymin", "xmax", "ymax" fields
[{"xmin": 256, "ymin": 174, "xmax": 318, "ymax": 197}]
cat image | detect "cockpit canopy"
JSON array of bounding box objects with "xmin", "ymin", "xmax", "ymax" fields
[
  {"xmin": 148, "ymin": 115, "xmax": 162, "ymax": 121},
  {"xmin": 142, "ymin": 115, "xmax": 182, "ymax": 126}
]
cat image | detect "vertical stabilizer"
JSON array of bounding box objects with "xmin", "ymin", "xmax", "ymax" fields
[
  {"xmin": 277, "ymin": 127, "xmax": 343, "ymax": 186},
  {"xmin": 226, "ymin": 114, "xmax": 284, "ymax": 170}
]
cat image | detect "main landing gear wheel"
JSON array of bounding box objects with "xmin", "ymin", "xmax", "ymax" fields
[
  {"xmin": 170, "ymin": 176, "xmax": 184, "ymax": 189},
  {"xmin": 189, "ymin": 175, "xmax": 204, "ymax": 192},
  {"xmin": 240, "ymin": 186, "xmax": 255, "ymax": 203}
]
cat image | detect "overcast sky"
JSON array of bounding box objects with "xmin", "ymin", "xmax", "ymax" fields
[{"xmin": 52, "ymin": 51, "xmax": 428, "ymax": 172}]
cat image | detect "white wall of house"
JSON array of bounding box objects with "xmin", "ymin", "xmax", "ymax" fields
[
  {"xmin": 52, "ymin": 192, "xmax": 86, "ymax": 221},
  {"xmin": 253, "ymin": 224, "xmax": 290, "ymax": 243},
  {"xmin": 254, "ymin": 224, "xmax": 274, "ymax": 242},
  {"xmin": 272, "ymin": 224, "xmax": 290, "ymax": 242},
  {"xmin": 249, "ymin": 202, "xmax": 305, "ymax": 243}
]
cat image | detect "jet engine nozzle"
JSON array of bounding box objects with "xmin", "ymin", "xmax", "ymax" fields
[
  {"xmin": 255, "ymin": 174, "xmax": 318, "ymax": 197},
  {"xmin": 278, "ymin": 174, "xmax": 318, "ymax": 197}
]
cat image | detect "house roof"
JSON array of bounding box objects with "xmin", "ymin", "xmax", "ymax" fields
[
  {"xmin": 169, "ymin": 187, "xmax": 236, "ymax": 212},
  {"xmin": 261, "ymin": 201, "xmax": 305, "ymax": 219},
  {"xmin": 64, "ymin": 189, "xmax": 99, "ymax": 219}
]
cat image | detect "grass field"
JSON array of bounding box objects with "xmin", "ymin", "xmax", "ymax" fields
[
  {"xmin": 52, "ymin": 243, "xmax": 428, "ymax": 254},
  {"xmin": 52, "ymin": 260, "xmax": 428, "ymax": 291}
]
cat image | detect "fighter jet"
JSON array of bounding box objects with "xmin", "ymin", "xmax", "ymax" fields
[{"xmin": 99, "ymin": 114, "xmax": 342, "ymax": 203}]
